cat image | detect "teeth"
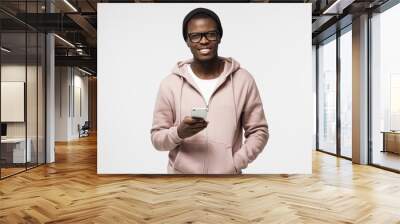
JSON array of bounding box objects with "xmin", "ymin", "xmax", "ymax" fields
[{"xmin": 199, "ymin": 49, "xmax": 211, "ymax": 54}]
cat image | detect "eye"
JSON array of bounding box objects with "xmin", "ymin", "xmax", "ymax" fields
[
  {"xmin": 188, "ymin": 33, "xmax": 202, "ymax": 42},
  {"xmin": 206, "ymin": 32, "xmax": 218, "ymax": 40}
]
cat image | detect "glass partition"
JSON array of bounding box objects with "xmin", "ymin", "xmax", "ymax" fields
[
  {"xmin": 0, "ymin": 1, "xmax": 46, "ymax": 179},
  {"xmin": 26, "ymin": 0, "xmax": 45, "ymax": 169},
  {"xmin": 38, "ymin": 32, "xmax": 45, "ymax": 165},
  {"xmin": 27, "ymin": 31, "xmax": 38, "ymax": 170},
  {"xmin": 1, "ymin": 31, "xmax": 28, "ymax": 177}
]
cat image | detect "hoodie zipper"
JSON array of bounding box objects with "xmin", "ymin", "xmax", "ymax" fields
[
  {"xmin": 183, "ymin": 82, "xmax": 211, "ymax": 174},
  {"xmin": 198, "ymin": 80, "xmax": 228, "ymax": 174},
  {"xmin": 203, "ymin": 92, "xmax": 217, "ymax": 174},
  {"xmin": 198, "ymin": 93, "xmax": 211, "ymax": 174},
  {"xmin": 182, "ymin": 63, "xmax": 232, "ymax": 174},
  {"xmin": 201, "ymin": 96, "xmax": 209, "ymax": 174}
]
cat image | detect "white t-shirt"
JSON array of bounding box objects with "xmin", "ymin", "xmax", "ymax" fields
[{"xmin": 187, "ymin": 64, "xmax": 220, "ymax": 105}]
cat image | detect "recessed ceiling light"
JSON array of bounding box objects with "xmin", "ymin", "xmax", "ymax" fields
[
  {"xmin": 63, "ymin": 0, "xmax": 78, "ymax": 12},
  {"xmin": 1, "ymin": 47, "xmax": 11, "ymax": 53},
  {"xmin": 54, "ymin": 34, "xmax": 75, "ymax": 48},
  {"xmin": 78, "ymin": 67, "xmax": 93, "ymax": 76},
  {"xmin": 322, "ymin": 0, "xmax": 354, "ymax": 15}
]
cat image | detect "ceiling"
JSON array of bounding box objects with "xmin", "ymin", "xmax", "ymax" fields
[{"xmin": 0, "ymin": 0, "xmax": 393, "ymax": 75}]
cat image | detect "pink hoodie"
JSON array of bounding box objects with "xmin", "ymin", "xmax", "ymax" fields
[{"xmin": 151, "ymin": 57, "xmax": 269, "ymax": 174}]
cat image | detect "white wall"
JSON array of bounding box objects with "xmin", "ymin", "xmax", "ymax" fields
[
  {"xmin": 98, "ymin": 3, "xmax": 312, "ymax": 174},
  {"xmin": 55, "ymin": 66, "xmax": 69, "ymax": 141},
  {"xmin": 55, "ymin": 67, "xmax": 89, "ymax": 141}
]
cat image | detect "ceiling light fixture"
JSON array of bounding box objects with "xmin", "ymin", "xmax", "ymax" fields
[
  {"xmin": 322, "ymin": 0, "xmax": 354, "ymax": 15},
  {"xmin": 1, "ymin": 47, "xmax": 11, "ymax": 53},
  {"xmin": 63, "ymin": 0, "xmax": 78, "ymax": 12},
  {"xmin": 54, "ymin": 34, "xmax": 75, "ymax": 48},
  {"xmin": 76, "ymin": 48, "xmax": 84, "ymax": 55},
  {"xmin": 78, "ymin": 67, "xmax": 93, "ymax": 76}
]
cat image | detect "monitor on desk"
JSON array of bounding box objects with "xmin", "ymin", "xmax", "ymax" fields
[{"xmin": 1, "ymin": 123, "xmax": 7, "ymax": 138}]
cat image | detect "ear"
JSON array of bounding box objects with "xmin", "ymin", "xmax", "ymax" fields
[
  {"xmin": 216, "ymin": 33, "xmax": 222, "ymax": 44},
  {"xmin": 186, "ymin": 39, "xmax": 191, "ymax": 47}
]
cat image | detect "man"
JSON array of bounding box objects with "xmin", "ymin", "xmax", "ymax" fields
[{"xmin": 151, "ymin": 7, "xmax": 269, "ymax": 174}]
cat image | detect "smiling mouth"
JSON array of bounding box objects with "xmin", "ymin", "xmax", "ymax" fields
[{"xmin": 199, "ymin": 48, "xmax": 211, "ymax": 55}]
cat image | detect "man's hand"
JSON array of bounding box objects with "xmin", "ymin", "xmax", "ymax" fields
[{"xmin": 177, "ymin": 116, "xmax": 208, "ymax": 139}]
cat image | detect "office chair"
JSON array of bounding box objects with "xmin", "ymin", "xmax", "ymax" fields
[{"xmin": 79, "ymin": 121, "xmax": 90, "ymax": 138}]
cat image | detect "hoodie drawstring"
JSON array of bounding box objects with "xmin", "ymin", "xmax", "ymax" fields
[
  {"xmin": 179, "ymin": 76, "xmax": 184, "ymax": 124},
  {"xmin": 176, "ymin": 59, "xmax": 238, "ymax": 128},
  {"xmin": 230, "ymin": 74, "xmax": 238, "ymax": 128}
]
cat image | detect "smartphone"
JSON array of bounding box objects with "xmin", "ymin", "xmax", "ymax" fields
[{"xmin": 191, "ymin": 107, "xmax": 208, "ymax": 120}]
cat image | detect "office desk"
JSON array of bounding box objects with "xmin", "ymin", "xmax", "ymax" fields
[
  {"xmin": 1, "ymin": 138, "xmax": 32, "ymax": 164},
  {"xmin": 382, "ymin": 131, "xmax": 400, "ymax": 154}
]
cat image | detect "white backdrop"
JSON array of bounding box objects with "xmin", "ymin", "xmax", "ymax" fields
[{"xmin": 98, "ymin": 3, "xmax": 312, "ymax": 174}]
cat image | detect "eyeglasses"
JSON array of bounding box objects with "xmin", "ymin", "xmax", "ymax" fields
[{"xmin": 187, "ymin": 31, "xmax": 219, "ymax": 43}]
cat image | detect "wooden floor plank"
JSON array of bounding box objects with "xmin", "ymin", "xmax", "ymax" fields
[{"xmin": 0, "ymin": 134, "xmax": 400, "ymax": 223}]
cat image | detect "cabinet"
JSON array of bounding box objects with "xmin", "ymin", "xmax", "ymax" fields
[{"xmin": 382, "ymin": 131, "xmax": 400, "ymax": 154}]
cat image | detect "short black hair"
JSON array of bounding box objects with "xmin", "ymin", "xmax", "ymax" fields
[{"xmin": 182, "ymin": 8, "xmax": 223, "ymax": 41}]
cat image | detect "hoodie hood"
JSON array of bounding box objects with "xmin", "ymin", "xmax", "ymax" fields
[{"xmin": 171, "ymin": 57, "xmax": 241, "ymax": 84}]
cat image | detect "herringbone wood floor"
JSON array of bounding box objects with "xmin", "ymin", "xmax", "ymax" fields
[{"xmin": 1, "ymin": 134, "xmax": 400, "ymax": 224}]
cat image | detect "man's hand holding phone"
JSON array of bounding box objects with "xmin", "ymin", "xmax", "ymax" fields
[{"xmin": 177, "ymin": 116, "xmax": 208, "ymax": 139}]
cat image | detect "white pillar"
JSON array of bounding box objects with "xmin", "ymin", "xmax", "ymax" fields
[
  {"xmin": 352, "ymin": 14, "xmax": 369, "ymax": 164},
  {"xmin": 46, "ymin": 33, "xmax": 55, "ymax": 163},
  {"xmin": 46, "ymin": 1, "xmax": 55, "ymax": 163}
]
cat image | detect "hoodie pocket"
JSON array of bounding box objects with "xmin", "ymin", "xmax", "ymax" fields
[
  {"xmin": 173, "ymin": 140, "xmax": 206, "ymax": 174},
  {"xmin": 206, "ymin": 140, "xmax": 237, "ymax": 174}
]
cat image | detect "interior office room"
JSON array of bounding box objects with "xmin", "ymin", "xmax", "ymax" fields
[{"xmin": 0, "ymin": 0, "xmax": 399, "ymax": 223}]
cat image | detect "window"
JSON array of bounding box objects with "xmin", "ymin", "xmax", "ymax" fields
[
  {"xmin": 339, "ymin": 28, "xmax": 352, "ymax": 158},
  {"xmin": 318, "ymin": 36, "xmax": 337, "ymax": 154},
  {"xmin": 371, "ymin": 2, "xmax": 400, "ymax": 171}
]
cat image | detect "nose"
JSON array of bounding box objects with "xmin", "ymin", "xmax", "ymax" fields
[{"xmin": 199, "ymin": 34, "xmax": 209, "ymax": 44}]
